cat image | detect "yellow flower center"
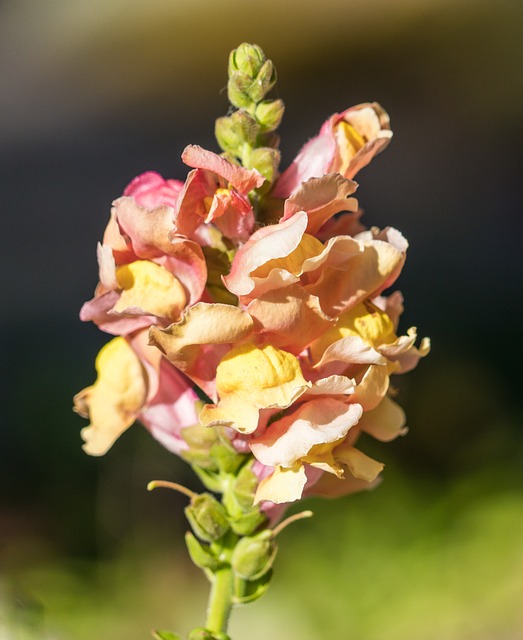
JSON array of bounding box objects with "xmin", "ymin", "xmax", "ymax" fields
[{"xmin": 114, "ymin": 260, "xmax": 186, "ymax": 320}]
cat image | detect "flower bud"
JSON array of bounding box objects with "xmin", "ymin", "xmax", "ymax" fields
[
  {"xmin": 215, "ymin": 111, "xmax": 259, "ymax": 155},
  {"xmin": 228, "ymin": 43, "xmax": 265, "ymax": 79},
  {"xmin": 185, "ymin": 493, "xmax": 230, "ymax": 543},
  {"xmin": 231, "ymin": 530, "xmax": 277, "ymax": 581},
  {"xmin": 246, "ymin": 147, "xmax": 281, "ymax": 187},
  {"xmin": 230, "ymin": 509, "xmax": 266, "ymax": 537},
  {"xmin": 255, "ymin": 99, "xmax": 285, "ymax": 133},
  {"xmin": 247, "ymin": 59, "xmax": 276, "ymax": 103}
]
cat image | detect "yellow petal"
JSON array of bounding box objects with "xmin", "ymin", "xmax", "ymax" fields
[
  {"xmin": 333, "ymin": 444, "xmax": 384, "ymax": 483},
  {"xmin": 74, "ymin": 337, "xmax": 146, "ymax": 456},
  {"xmin": 254, "ymin": 464, "xmax": 307, "ymax": 504},
  {"xmin": 149, "ymin": 302, "xmax": 254, "ymax": 398},
  {"xmin": 199, "ymin": 343, "xmax": 310, "ymax": 434},
  {"xmin": 114, "ymin": 260, "xmax": 186, "ymax": 320}
]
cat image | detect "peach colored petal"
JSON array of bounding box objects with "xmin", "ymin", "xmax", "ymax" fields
[
  {"xmin": 306, "ymin": 473, "xmax": 381, "ymax": 499},
  {"xmin": 80, "ymin": 291, "xmax": 156, "ymax": 336},
  {"xmin": 282, "ymin": 173, "xmax": 359, "ymax": 236},
  {"xmin": 224, "ymin": 211, "xmax": 309, "ymax": 297},
  {"xmin": 333, "ymin": 444, "xmax": 384, "ymax": 483},
  {"xmin": 247, "ymin": 284, "xmax": 333, "ymax": 353},
  {"xmin": 253, "ymin": 464, "xmax": 307, "ymax": 505},
  {"xmin": 328, "ymin": 103, "xmax": 392, "ymax": 179},
  {"xmin": 74, "ymin": 337, "xmax": 147, "ymax": 456},
  {"xmin": 357, "ymin": 396, "xmax": 407, "ymax": 442},
  {"xmin": 350, "ymin": 364, "xmax": 391, "ymax": 411},
  {"xmin": 312, "ymin": 335, "xmax": 387, "ymax": 369},
  {"xmin": 182, "ymin": 145, "xmax": 265, "ymax": 193},
  {"xmin": 148, "ymin": 302, "xmax": 254, "ymax": 399},
  {"xmin": 199, "ymin": 343, "xmax": 310, "ymax": 434},
  {"xmin": 250, "ymin": 398, "xmax": 362, "ymax": 468},
  {"xmin": 305, "ymin": 375, "xmax": 356, "ymax": 397},
  {"xmin": 304, "ymin": 236, "xmax": 405, "ymax": 317},
  {"xmin": 113, "ymin": 197, "xmax": 175, "ymax": 256}
]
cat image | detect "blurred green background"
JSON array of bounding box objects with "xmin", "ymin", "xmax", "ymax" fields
[{"xmin": 1, "ymin": 0, "xmax": 522, "ymax": 638}]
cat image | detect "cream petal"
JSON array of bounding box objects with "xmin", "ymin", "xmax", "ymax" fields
[
  {"xmin": 250, "ymin": 398, "xmax": 362, "ymax": 468},
  {"xmin": 253, "ymin": 464, "xmax": 308, "ymax": 505}
]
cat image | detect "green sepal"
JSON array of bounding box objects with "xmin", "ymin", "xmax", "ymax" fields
[
  {"xmin": 180, "ymin": 425, "xmax": 220, "ymax": 470},
  {"xmin": 231, "ymin": 462, "xmax": 258, "ymax": 511},
  {"xmin": 210, "ymin": 443, "xmax": 245, "ymax": 476},
  {"xmin": 231, "ymin": 530, "xmax": 277, "ymax": 581},
  {"xmin": 185, "ymin": 532, "xmax": 222, "ymax": 572},
  {"xmin": 233, "ymin": 569, "xmax": 273, "ymax": 604},
  {"xmin": 230, "ymin": 509, "xmax": 266, "ymax": 536},
  {"xmin": 185, "ymin": 494, "xmax": 230, "ymax": 543},
  {"xmin": 192, "ymin": 466, "xmax": 223, "ymax": 494},
  {"xmin": 152, "ymin": 631, "xmax": 182, "ymax": 640},
  {"xmin": 247, "ymin": 59, "xmax": 277, "ymax": 103}
]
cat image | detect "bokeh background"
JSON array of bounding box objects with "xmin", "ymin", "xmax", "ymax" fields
[{"xmin": 2, "ymin": 0, "xmax": 522, "ymax": 638}]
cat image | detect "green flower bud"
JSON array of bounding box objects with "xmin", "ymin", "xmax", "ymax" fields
[
  {"xmin": 231, "ymin": 530, "xmax": 277, "ymax": 581},
  {"xmin": 228, "ymin": 43, "xmax": 266, "ymax": 79},
  {"xmin": 255, "ymin": 99, "xmax": 285, "ymax": 133},
  {"xmin": 185, "ymin": 494, "xmax": 230, "ymax": 543},
  {"xmin": 230, "ymin": 509, "xmax": 266, "ymax": 537},
  {"xmin": 246, "ymin": 147, "xmax": 281, "ymax": 187},
  {"xmin": 215, "ymin": 111, "xmax": 259, "ymax": 155},
  {"xmin": 181, "ymin": 423, "xmax": 220, "ymax": 469},
  {"xmin": 247, "ymin": 59, "xmax": 276, "ymax": 103}
]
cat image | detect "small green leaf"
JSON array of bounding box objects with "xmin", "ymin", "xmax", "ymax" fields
[
  {"xmin": 185, "ymin": 532, "xmax": 221, "ymax": 572},
  {"xmin": 233, "ymin": 569, "xmax": 273, "ymax": 604}
]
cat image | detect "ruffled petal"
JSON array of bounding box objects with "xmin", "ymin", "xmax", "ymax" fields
[
  {"xmin": 199, "ymin": 343, "xmax": 310, "ymax": 434},
  {"xmin": 182, "ymin": 145, "xmax": 265, "ymax": 193},
  {"xmin": 74, "ymin": 337, "xmax": 147, "ymax": 456},
  {"xmin": 250, "ymin": 398, "xmax": 362, "ymax": 468},
  {"xmin": 282, "ymin": 173, "xmax": 359, "ymax": 236},
  {"xmin": 253, "ymin": 464, "xmax": 307, "ymax": 505},
  {"xmin": 148, "ymin": 302, "xmax": 254, "ymax": 399}
]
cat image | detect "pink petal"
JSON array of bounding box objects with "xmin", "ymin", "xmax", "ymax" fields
[
  {"xmin": 182, "ymin": 145, "xmax": 265, "ymax": 193},
  {"xmin": 272, "ymin": 134, "xmax": 336, "ymax": 198},
  {"xmin": 123, "ymin": 171, "xmax": 183, "ymax": 209}
]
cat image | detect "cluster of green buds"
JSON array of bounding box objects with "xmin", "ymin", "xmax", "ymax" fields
[
  {"xmin": 215, "ymin": 43, "xmax": 284, "ymax": 190},
  {"xmin": 150, "ymin": 424, "xmax": 311, "ymax": 640}
]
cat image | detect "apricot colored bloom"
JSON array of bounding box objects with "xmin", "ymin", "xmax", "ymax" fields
[{"xmin": 76, "ymin": 97, "xmax": 429, "ymax": 509}]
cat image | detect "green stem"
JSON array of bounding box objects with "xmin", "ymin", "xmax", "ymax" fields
[{"xmin": 206, "ymin": 565, "xmax": 234, "ymax": 635}]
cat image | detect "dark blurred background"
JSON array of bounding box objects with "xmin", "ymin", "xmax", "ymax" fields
[{"xmin": 1, "ymin": 1, "xmax": 522, "ymax": 638}]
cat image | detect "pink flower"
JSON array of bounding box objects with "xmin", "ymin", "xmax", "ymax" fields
[{"xmin": 273, "ymin": 103, "xmax": 392, "ymax": 198}]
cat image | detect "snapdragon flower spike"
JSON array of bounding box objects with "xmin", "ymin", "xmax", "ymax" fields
[{"xmin": 75, "ymin": 70, "xmax": 429, "ymax": 511}]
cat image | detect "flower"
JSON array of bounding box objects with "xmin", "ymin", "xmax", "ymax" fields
[
  {"xmin": 273, "ymin": 102, "xmax": 392, "ymax": 198},
  {"xmin": 75, "ymin": 91, "xmax": 429, "ymax": 510}
]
